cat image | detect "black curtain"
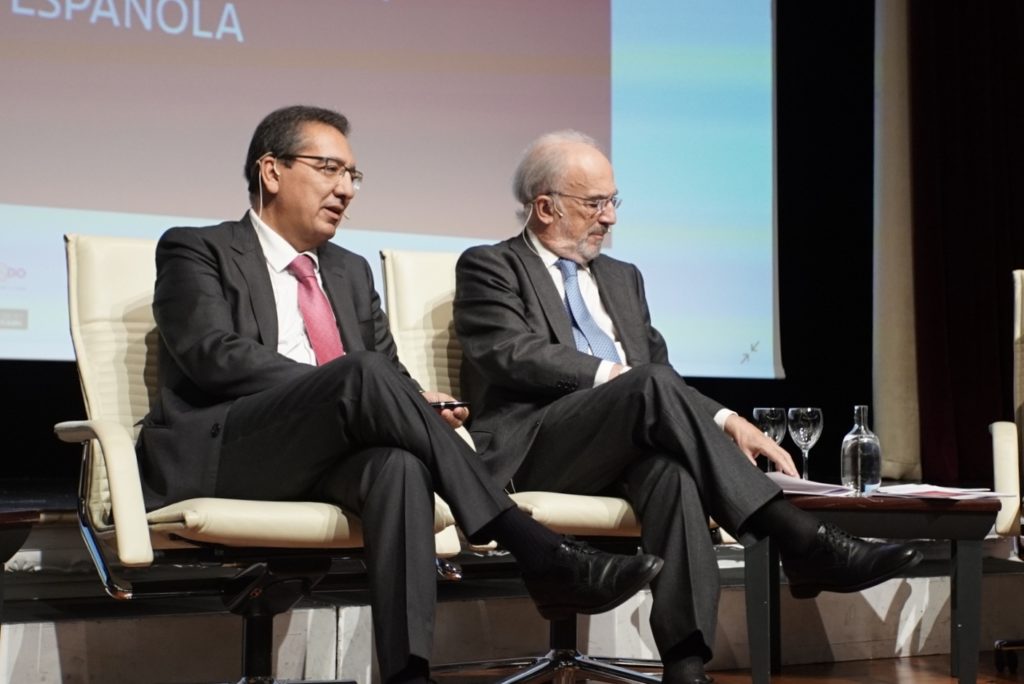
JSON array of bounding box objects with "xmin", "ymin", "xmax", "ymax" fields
[{"xmin": 910, "ymin": 1, "xmax": 1024, "ymax": 486}]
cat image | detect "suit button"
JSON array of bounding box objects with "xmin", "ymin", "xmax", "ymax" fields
[{"xmin": 210, "ymin": 423, "xmax": 221, "ymax": 438}]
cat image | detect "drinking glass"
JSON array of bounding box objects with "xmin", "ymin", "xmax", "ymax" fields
[
  {"xmin": 787, "ymin": 407, "xmax": 823, "ymax": 480},
  {"xmin": 752, "ymin": 407, "xmax": 787, "ymax": 471}
]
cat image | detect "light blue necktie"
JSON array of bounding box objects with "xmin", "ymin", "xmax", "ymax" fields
[{"xmin": 555, "ymin": 258, "xmax": 622, "ymax": 363}]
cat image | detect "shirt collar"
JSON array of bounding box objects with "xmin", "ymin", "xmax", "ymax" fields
[
  {"xmin": 525, "ymin": 228, "xmax": 590, "ymax": 273},
  {"xmin": 248, "ymin": 208, "xmax": 320, "ymax": 274}
]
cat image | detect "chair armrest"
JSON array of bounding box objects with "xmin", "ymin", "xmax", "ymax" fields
[
  {"xmin": 990, "ymin": 421, "xmax": 1021, "ymax": 537},
  {"xmin": 54, "ymin": 419, "xmax": 154, "ymax": 566}
]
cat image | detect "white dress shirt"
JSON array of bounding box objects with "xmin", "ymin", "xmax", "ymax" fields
[
  {"xmin": 249, "ymin": 208, "xmax": 331, "ymax": 366},
  {"xmin": 524, "ymin": 230, "xmax": 628, "ymax": 385}
]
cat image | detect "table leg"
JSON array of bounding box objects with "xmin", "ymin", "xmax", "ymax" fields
[
  {"xmin": 745, "ymin": 536, "xmax": 780, "ymax": 683},
  {"xmin": 950, "ymin": 539, "xmax": 982, "ymax": 683}
]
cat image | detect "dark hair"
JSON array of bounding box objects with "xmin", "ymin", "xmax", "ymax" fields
[{"xmin": 244, "ymin": 105, "xmax": 351, "ymax": 196}]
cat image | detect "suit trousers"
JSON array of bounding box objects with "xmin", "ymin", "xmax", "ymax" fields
[
  {"xmin": 214, "ymin": 351, "xmax": 514, "ymax": 680},
  {"xmin": 511, "ymin": 363, "xmax": 781, "ymax": 659}
]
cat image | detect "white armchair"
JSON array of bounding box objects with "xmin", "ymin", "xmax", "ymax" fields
[
  {"xmin": 380, "ymin": 248, "xmax": 660, "ymax": 683},
  {"xmin": 55, "ymin": 234, "xmax": 459, "ymax": 683}
]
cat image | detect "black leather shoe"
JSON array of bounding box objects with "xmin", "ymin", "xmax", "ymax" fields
[
  {"xmin": 783, "ymin": 523, "xmax": 923, "ymax": 599},
  {"xmin": 523, "ymin": 540, "xmax": 664, "ymax": 620}
]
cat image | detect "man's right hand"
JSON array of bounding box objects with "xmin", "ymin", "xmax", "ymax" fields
[
  {"xmin": 609, "ymin": 363, "xmax": 632, "ymax": 380},
  {"xmin": 422, "ymin": 390, "xmax": 469, "ymax": 429},
  {"xmin": 724, "ymin": 414, "xmax": 799, "ymax": 477}
]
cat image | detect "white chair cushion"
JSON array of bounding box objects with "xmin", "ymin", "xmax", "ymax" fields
[
  {"xmin": 511, "ymin": 491, "xmax": 640, "ymax": 537},
  {"xmin": 143, "ymin": 492, "xmax": 457, "ymax": 549},
  {"xmin": 145, "ymin": 498, "xmax": 365, "ymax": 549},
  {"xmin": 144, "ymin": 494, "xmax": 457, "ymax": 551}
]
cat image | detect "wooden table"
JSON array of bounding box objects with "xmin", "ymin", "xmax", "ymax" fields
[{"xmin": 743, "ymin": 495, "xmax": 1000, "ymax": 684}]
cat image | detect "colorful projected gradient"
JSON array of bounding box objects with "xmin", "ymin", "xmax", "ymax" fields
[{"xmin": 0, "ymin": 0, "xmax": 776, "ymax": 379}]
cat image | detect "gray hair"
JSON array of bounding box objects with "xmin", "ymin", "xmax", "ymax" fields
[{"xmin": 512, "ymin": 130, "xmax": 601, "ymax": 223}]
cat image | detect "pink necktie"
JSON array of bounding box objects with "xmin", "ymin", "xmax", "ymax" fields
[{"xmin": 286, "ymin": 254, "xmax": 345, "ymax": 365}]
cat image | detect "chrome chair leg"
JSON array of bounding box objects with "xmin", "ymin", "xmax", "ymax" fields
[{"xmin": 433, "ymin": 616, "xmax": 663, "ymax": 683}]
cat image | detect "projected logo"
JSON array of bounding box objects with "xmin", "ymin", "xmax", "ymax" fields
[
  {"xmin": 0, "ymin": 263, "xmax": 27, "ymax": 283},
  {"xmin": 0, "ymin": 309, "xmax": 28, "ymax": 329},
  {"xmin": 10, "ymin": 0, "xmax": 244, "ymax": 42}
]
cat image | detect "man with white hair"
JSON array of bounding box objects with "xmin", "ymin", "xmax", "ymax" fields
[{"xmin": 453, "ymin": 130, "xmax": 921, "ymax": 684}]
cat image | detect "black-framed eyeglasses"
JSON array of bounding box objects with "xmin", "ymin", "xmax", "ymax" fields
[
  {"xmin": 279, "ymin": 154, "xmax": 364, "ymax": 190},
  {"xmin": 548, "ymin": 191, "xmax": 621, "ymax": 214}
]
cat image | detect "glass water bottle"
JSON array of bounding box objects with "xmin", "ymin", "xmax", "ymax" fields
[{"xmin": 840, "ymin": 405, "xmax": 881, "ymax": 495}]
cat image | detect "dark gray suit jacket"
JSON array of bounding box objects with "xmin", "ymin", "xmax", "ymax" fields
[
  {"xmin": 453, "ymin": 233, "xmax": 726, "ymax": 485},
  {"xmin": 138, "ymin": 214, "xmax": 411, "ymax": 509}
]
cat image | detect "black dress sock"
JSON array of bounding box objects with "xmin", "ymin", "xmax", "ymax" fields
[
  {"xmin": 662, "ymin": 633, "xmax": 711, "ymax": 683},
  {"xmin": 743, "ymin": 494, "xmax": 821, "ymax": 558},
  {"xmin": 476, "ymin": 505, "xmax": 564, "ymax": 576},
  {"xmin": 662, "ymin": 656, "xmax": 706, "ymax": 683},
  {"xmin": 388, "ymin": 655, "xmax": 430, "ymax": 684}
]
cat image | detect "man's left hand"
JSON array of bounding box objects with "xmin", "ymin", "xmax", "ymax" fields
[
  {"xmin": 422, "ymin": 390, "xmax": 469, "ymax": 429},
  {"xmin": 724, "ymin": 414, "xmax": 798, "ymax": 477}
]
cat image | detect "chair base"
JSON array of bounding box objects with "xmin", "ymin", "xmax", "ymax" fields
[
  {"xmin": 433, "ymin": 616, "xmax": 662, "ymax": 684},
  {"xmin": 433, "ymin": 649, "xmax": 662, "ymax": 684},
  {"xmin": 235, "ymin": 680, "xmax": 355, "ymax": 684},
  {"xmin": 234, "ymin": 680, "xmax": 355, "ymax": 684}
]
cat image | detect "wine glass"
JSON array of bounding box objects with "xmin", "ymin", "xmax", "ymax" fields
[
  {"xmin": 787, "ymin": 407, "xmax": 823, "ymax": 480},
  {"xmin": 752, "ymin": 407, "xmax": 786, "ymax": 471}
]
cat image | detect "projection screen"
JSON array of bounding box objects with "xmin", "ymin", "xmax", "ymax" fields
[{"xmin": 0, "ymin": 0, "xmax": 780, "ymax": 378}]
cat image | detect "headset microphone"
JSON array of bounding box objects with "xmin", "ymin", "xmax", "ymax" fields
[
  {"xmin": 520, "ymin": 203, "xmax": 535, "ymax": 230},
  {"xmin": 549, "ymin": 197, "xmax": 564, "ymax": 218}
]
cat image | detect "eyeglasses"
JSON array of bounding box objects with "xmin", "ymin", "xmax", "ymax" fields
[
  {"xmin": 279, "ymin": 154, "xmax": 364, "ymax": 190},
  {"xmin": 548, "ymin": 191, "xmax": 621, "ymax": 215}
]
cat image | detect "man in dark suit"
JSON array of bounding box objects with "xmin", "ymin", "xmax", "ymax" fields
[
  {"xmin": 453, "ymin": 131, "xmax": 922, "ymax": 684},
  {"xmin": 137, "ymin": 107, "xmax": 663, "ymax": 684}
]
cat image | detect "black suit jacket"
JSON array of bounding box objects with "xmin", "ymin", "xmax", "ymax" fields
[
  {"xmin": 453, "ymin": 232, "xmax": 725, "ymax": 485},
  {"xmin": 138, "ymin": 214, "xmax": 412, "ymax": 509}
]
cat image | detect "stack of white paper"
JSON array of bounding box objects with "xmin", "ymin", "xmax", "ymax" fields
[
  {"xmin": 765, "ymin": 472, "xmax": 854, "ymax": 496},
  {"xmin": 764, "ymin": 472, "xmax": 1007, "ymax": 500},
  {"xmin": 874, "ymin": 483, "xmax": 1005, "ymax": 500}
]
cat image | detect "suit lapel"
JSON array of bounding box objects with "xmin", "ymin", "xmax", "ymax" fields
[
  {"xmin": 317, "ymin": 247, "xmax": 365, "ymax": 352},
  {"xmin": 230, "ymin": 217, "xmax": 279, "ymax": 348},
  {"xmin": 508, "ymin": 233, "xmax": 576, "ymax": 347},
  {"xmin": 591, "ymin": 258, "xmax": 646, "ymax": 365}
]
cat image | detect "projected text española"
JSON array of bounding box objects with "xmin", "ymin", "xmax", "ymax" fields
[{"xmin": 11, "ymin": 0, "xmax": 244, "ymax": 42}]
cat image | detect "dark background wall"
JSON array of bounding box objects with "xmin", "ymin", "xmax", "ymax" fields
[{"xmin": 0, "ymin": 1, "xmax": 876, "ymax": 501}]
